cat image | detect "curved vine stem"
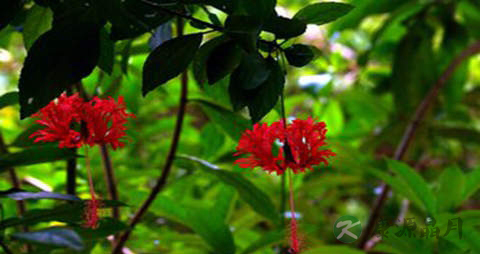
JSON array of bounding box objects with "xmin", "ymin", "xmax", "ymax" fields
[
  {"xmin": 358, "ymin": 40, "xmax": 480, "ymax": 250},
  {"xmin": 111, "ymin": 17, "xmax": 189, "ymax": 254}
]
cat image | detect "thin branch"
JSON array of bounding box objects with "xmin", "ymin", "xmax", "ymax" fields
[
  {"xmin": 111, "ymin": 17, "xmax": 189, "ymax": 254},
  {"xmin": 66, "ymin": 149, "xmax": 77, "ymax": 196},
  {"xmin": 100, "ymin": 144, "xmax": 120, "ymax": 222},
  {"xmin": 358, "ymin": 41, "xmax": 480, "ymax": 250}
]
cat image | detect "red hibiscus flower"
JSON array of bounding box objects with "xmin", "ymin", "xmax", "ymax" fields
[
  {"xmin": 234, "ymin": 117, "xmax": 335, "ymax": 174},
  {"xmin": 30, "ymin": 93, "xmax": 134, "ymax": 149}
]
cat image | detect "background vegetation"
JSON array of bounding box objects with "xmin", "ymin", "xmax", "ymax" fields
[{"xmin": 1, "ymin": 0, "xmax": 480, "ymax": 253}]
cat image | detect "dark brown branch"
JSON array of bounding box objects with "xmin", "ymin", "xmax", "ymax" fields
[
  {"xmin": 111, "ymin": 17, "xmax": 189, "ymax": 254},
  {"xmin": 358, "ymin": 41, "xmax": 480, "ymax": 250},
  {"xmin": 66, "ymin": 149, "xmax": 77, "ymax": 195},
  {"xmin": 100, "ymin": 144, "xmax": 120, "ymax": 221}
]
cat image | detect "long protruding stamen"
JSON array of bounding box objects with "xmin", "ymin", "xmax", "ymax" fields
[
  {"xmin": 84, "ymin": 147, "xmax": 100, "ymax": 229},
  {"xmin": 288, "ymin": 170, "xmax": 300, "ymax": 253}
]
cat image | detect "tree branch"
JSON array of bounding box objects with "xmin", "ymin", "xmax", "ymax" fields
[
  {"xmin": 66, "ymin": 149, "xmax": 77, "ymax": 196},
  {"xmin": 100, "ymin": 145, "xmax": 120, "ymax": 221},
  {"xmin": 111, "ymin": 17, "xmax": 189, "ymax": 254},
  {"xmin": 358, "ymin": 41, "xmax": 480, "ymax": 250}
]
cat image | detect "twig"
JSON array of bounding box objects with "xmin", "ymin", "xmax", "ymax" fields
[
  {"xmin": 66, "ymin": 149, "xmax": 77, "ymax": 195},
  {"xmin": 100, "ymin": 145, "xmax": 120, "ymax": 222},
  {"xmin": 358, "ymin": 41, "xmax": 480, "ymax": 250},
  {"xmin": 111, "ymin": 17, "xmax": 189, "ymax": 254}
]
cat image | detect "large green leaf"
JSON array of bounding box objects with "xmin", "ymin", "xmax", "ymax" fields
[
  {"xmin": 241, "ymin": 229, "xmax": 285, "ymax": 254},
  {"xmin": 229, "ymin": 52, "xmax": 270, "ymax": 90},
  {"xmin": 191, "ymin": 99, "xmax": 251, "ymax": 140},
  {"xmin": 177, "ymin": 155, "xmax": 280, "ymax": 224},
  {"xmin": 284, "ymin": 44, "xmax": 315, "ymax": 67},
  {"xmin": 387, "ymin": 159, "xmax": 436, "ymax": 214},
  {"xmin": 12, "ymin": 228, "xmax": 84, "ymax": 251},
  {"xmin": 98, "ymin": 27, "xmax": 115, "ymax": 75},
  {"xmin": 18, "ymin": 22, "xmax": 101, "ymax": 118},
  {"xmin": 293, "ymin": 2, "xmax": 354, "ymax": 25},
  {"xmin": 302, "ymin": 246, "xmax": 365, "ymax": 254},
  {"xmin": 206, "ymin": 40, "xmax": 244, "ymax": 84},
  {"xmin": 464, "ymin": 168, "xmax": 480, "ymax": 201},
  {"xmin": 193, "ymin": 35, "xmax": 228, "ymax": 86},
  {"xmin": 142, "ymin": 33, "xmax": 203, "ymax": 95},
  {"xmin": 22, "ymin": 5, "xmax": 53, "ymax": 50},
  {"xmin": 436, "ymin": 166, "xmax": 465, "ymax": 213},
  {"xmin": 0, "ymin": 145, "xmax": 78, "ymax": 171},
  {"xmin": 263, "ymin": 14, "xmax": 306, "ymax": 39},
  {"xmin": 153, "ymin": 195, "xmax": 236, "ymax": 254},
  {"xmin": 237, "ymin": 0, "xmax": 276, "ymax": 20}
]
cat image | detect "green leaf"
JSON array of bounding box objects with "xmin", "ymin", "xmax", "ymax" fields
[
  {"xmin": 98, "ymin": 28, "xmax": 115, "ymax": 75},
  {"xmin": 153, "ymin": 195, "xmax": 236, "ymax": 254},
  {"xmin": 0, "ymin": 92, "xmax": 18, "ymax": 110},
  {"xmin": 193, "ymin": 36, "xmax": 228, "ymax": 86},
  {"xmin": 0, "ymin": 145, "xmax": 79, "ymax": 171},
  {"xmin": 177, "ymin": 155, "xmax": 280, "ymax": 224},
  {"xmin": 230, "ymin": 52, "xmax": 271, "ymax": 90},
  {"xmin": 434, "ymin": 126, "xmax": 480, "ymax": 145},
  {"xmin": 436, "ymin": 166, "xmax": 465, "ymax": 213},
  {"xmin": 74, "ymin": 218, "xmax": 128, "ymax": 241},
  {"xmin": 229, "ymin": 57, "xmax": 284, "ymax": 123},
  {"xmin": 12, "ymin": 228, "xmax": 84, "ymax": 251},
  {"xmin": 387, "ymin": 159, "xmax": 436, "ymax": 214},
  {"xmin": 101, "ymin": 0, "xmax": 174, "ymax": 40},
  {"xmin": 207, "ymin": 40, "xmax": 244, "ymax": 85},
  {"xmin": 201, "ymin": 123, "xmax": 225, "ymax": 160},
  {"xmin": 0, "ymin": 189, "xmax": 81, "ymax": 202},
  {"xmin": 263, "ymin": 15, "xmax": 306, "ymax": 39},
  {"xmin": 0, "ymin": 0, "xmax": 23, "ymax": 30},
  {"xmin": 18, "ymin": 22, "xmax": 101, "ymax": 119},
  {"xmin": 293, "ymin": 2, "xmax": 354, "ymax": 25},
  {"xmin": 237, "ymin": 0, "xmax": 276, "ymax": 20},
  {"xmin": 464, "ymin": 169, "xmax": 480, "ymax": 201},
  {"xmin": 142, "ymin": 33, "xmax": 203, "ymax": 95},
  {"xmin": 22, "ymin": 5, "xmax": 53, "ymax": 50},
  {"xmin": 191, "ymin": 99, "xmax": 251, "ymax": 140},
  {"xmin": 284, "ymin": 44, "xmax": 314, "ymax": 67},
  {"xmin": 9, "ymin": 124, "xmax": 43, "ymax": 148},
  {"xmin": 241, "ymin": 230, "xmax": 285, "ymax": 254}
]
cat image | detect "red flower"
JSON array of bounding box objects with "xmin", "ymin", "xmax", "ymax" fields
[
  {"xmin": 30, "ymin": 93, "xmax": 134, "ymax": 149},
  {"xmin": 234, "ymin": 118, "xmax": 335, "ymax": 175},
  {"xmin": 83, "ymin": 195, "xmax": 102, "ymax": 229}
]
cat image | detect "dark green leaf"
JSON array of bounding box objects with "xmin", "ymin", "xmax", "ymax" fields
[
  {"xmin": 206, "ymin": 40, "xmax": 244, "ymax": 85},
  {"xmin": 201, "ymin": 123, "xmax": 225, "ymax": 160},
  {"xmin": 74, "ymin": 218, "xmax": 128, "ymax": 241},
  {"xmin": 225, "ymin": 15, "xmax": 261, "ymax": 53},
  {"xmin": 294, "ymin": 2, "xmax": 354, "ymax": 25},
  {"xmin": 0, "ymin": 189, "xmax": 81, "ymax": 201},
  {"xmin": 193, "ymin": 36, "xmax": 228, "ymax": 86},
  {"xmin": 284, "ymin": 44, "xmax": 314, "ymax": 67},
  {"xmin": 177, "ymin": 155, "xmax": 280, "ymax": 224},
  {"xmin": 191, "ymin": 99, "xmax": 251, "ymax": 140},
  {"xmin": 263, "ymin": 15, "xmax": 306, "ymax": 39},
  {"xmin": 237, "ymin": 0, "xmax": 276, "ymax": 21},
  {"xmin": 19, "ymin": 22, "xmax": 101, "ymax": 119},
  {"xmin": 143, "ymin": 33, "xmax": 203, "ymax": 95},
  {"xmin": 22, "ymin": 5, "xmax": 53, "ymax": 50},
  {"xmin": 98, "ymin": 28, "xmax": 115, "ymax": 75},
  {"xmin": 0, "ymin": 92, "xmax": 18, "ymax": 110},
  {"xmin": 464, "ymin": 169, "xmax": 480, "ymax": 202},
  {"xmin": 101, "ymin": 0, "xmax": 174, "ymax": 40},
  {"xmin": 0, "ymin": 0, "xmax": 23, "ymax": 31},
  {"xmin": 230, "ymin": 52, "xmax": 270, "ymax": 90},
  {"xmin": 120, "ymin": 39, "xmax": 133, "ymax": 74},
  {"xmin": 0, "ymin": 145, "xmax": 79, "ymax": 171},
  {"xmin": 12, "ymin": 228, "xmax": 84, "ymax": 251}
]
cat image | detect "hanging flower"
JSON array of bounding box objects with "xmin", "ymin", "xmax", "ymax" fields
[
  {"xmin": 83, "ymin": 195, "xmax": 102, "ymax": 229},
  {"xmin": 234, "ymin": 117, "xmax": 336, "ymax": 174},
  {"xmin": 30, "ymin": 93, "xmax": 135, "ymax": 149}
]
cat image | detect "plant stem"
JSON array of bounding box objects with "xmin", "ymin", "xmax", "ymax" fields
[
  {"xmin": 111, "ymin": 17, "xmax": 189, "ymax": 254},
  {"xmin": 66, "ymin": 149, "xmax": 77, "ymax": 195},
  {"xmin": 358, "ymin": 41, "xmax": 480, "ymax": 250},
  {"xmin": 100, "ymin": 145, "xmax": 120, "ymax": 222}
]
